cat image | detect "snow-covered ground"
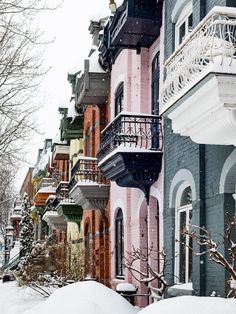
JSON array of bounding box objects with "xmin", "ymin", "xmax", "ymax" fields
[
  {"xmin": 1, "ymin": 280, "xmax": 236, "ymax": 314},
  {"xmin": 0, "ymin": 281, "xmax": 47, "ymax": 314},
  {"xmin": 0, "ymin": 280, "xmax": 138, "ymax": 314},
  {"xmin": 140, "ymin": 295, "xmax": 236, "ymax": 314}
]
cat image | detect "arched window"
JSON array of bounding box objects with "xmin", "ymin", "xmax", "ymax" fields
[
  {"xmin": 115, "ymin": 83, "xmax": 124, "ymax": 116},
  {"xmin": 85, "ymin": 223, "xmax": 92, "ymax": 276},
  {"xmin": 174, "ymin": 1, "xmax": 193, "ymax": 48},
  {"xmin": 151, "ymin": 52, "xmax": 160, "ymax": 115},
  {"xmin": 175, "ymin": 185, "xmax": 192, "ymax": 283},
  {"xmin": 115, "ymin": 208, "xmax": 124, "ymax": 278},
  {"xmin": 85, "ymin": 127, "xmax": 90, "ymax": 156}
]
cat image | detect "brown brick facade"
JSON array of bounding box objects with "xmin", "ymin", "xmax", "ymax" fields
[{"xmin": 82, "ymin": 104, "xmax": 110, "ymax": 286}]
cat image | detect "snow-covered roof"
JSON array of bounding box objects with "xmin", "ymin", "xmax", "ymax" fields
[
  {"xmin": 67, "ymin": 66, "xmax": 81, "ymax": 76},
  {"xmin": 37, "ymin": 185, "xmax": 56, "ymax": 194},
  {"xmin": 87, "ymin": 49, "xmax": 105, "ymax": 73},
  {"xmin": 53, "ymin": 132, "xmax": 64, "ymax": 145},
  {"xmin": 33, "ymin": 145, "xmax": 52, "ymax": 177},
  {"xmin": 67, "ymin": 99, "xmax": 81, "ymax": 120},
  {"xmin": 90, "ymin": 10, "xmax": 110, "ymax": 22}
]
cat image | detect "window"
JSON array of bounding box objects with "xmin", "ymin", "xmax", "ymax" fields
[
  {"xmin": 85, "ymin": 128, "xmax": 90, "ymax": 156},
  {"xmin": 151, "ymin": 52, "xmax": 160, "ymax": 115},
  {"xmin": 115, "ymin": 83, "xmax": 124, "ymax": 116},
  {"xmin": 115, "ymin": 208, "xmax": 124, "ymax": 278},
  {"xmin": 175, "ymin": 3, "xmax": 192, "ymax": 47},
  {"xmin": 85, "ymin": 224, "xmax": 92, "ymax": 276},
  {"xmin": 175, "ymin": 186, "xmax": 192, "ymax": 283}
]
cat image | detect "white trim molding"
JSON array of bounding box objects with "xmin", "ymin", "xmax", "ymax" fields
[
  {"xmin": 171, "ymin": 0, "xmax": 192, "ymax": 23},
  {"xmin": 169, "ymin": 169, "xmax": 196, "ymax": 208},
  {"xmin": 219, "ymin": 148, "xmax": 236, "ymax": 194},
  {"xmin": 112, "ymin": 199, "xmax": 126, "ymax": 228}
]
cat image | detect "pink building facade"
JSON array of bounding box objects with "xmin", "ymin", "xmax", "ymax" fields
[{"xmin": 107, "ymin": 37, "xmax": 164, "ymax": 306}]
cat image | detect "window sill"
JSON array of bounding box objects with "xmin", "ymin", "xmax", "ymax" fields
[{"xmin": 115, "ymin": 276, "xmax": 125, "ymax": 280}]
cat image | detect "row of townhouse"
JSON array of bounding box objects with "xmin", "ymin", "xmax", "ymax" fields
[{"xmin": 9, "ymin": 0, "xmax": 236, "ymax": 307}]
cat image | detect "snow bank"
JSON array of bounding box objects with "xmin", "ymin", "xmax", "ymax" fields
[
  {"xmin": 0, "ymin": 281, "xmax": 46, "ymax": 314},
  {"xmin": 23, "ymin": 281, "xmax": 139, "ymax": 314},
  {"xmin": 139, "ymin": 295, "xmax": 236, "ymax": 314}
]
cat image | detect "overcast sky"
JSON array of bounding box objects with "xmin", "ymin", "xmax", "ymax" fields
[{"xmin": 15, "ymin": 0, "xmax": 112, "ymax": 189}]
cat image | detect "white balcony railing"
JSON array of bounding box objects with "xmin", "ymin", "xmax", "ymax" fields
[{"xmin": 161, "ymin": 7, "xmax": 236, "ymax": 112}]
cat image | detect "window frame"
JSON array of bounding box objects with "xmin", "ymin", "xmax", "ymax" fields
[
  {"xmin": 174, "ymin": 184, "xmax": 193, "ymax": 284},
  {"xmin": 84, "ymin": 223, "xmax": 92, "ymax": 276},
  {"xmin": 85, "ymin": 127, "xmax": 90, "ymax": 157},
  {"xmin": 114, "ymin": 83, "xmax": 124, "ymax": 117},
  {"xmin": 151, "ymin": 51, "xmax": 160, "ymax": 116},
  {"xmin": 175, "ymin": 2, "xmax": 193, "ymax": 48},
  {"xmin": 115, "ymin": 208, "xmax": 124, "ymax": 278}
]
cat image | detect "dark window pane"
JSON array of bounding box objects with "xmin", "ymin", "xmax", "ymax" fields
[
  {"xmin": 188, "ymin": 13, "xmax": 193, "ymax": 31},
  {"xmin": 188, "ymin": 237, "xmax": 193, "ymax": 281},
  {"xmin": 115, "ymin": 208, "xmax": 124, "ymax": 277},
  {"xmin": 179, "ymin": 21, "xmax": 186, "ymax": 44},
  {"xmin": 85, "ymin": 225, "xmax": 92, "ymax": 276},
  {"xmin": 151, "ymin": 52, "xmax": 160, "ymax": 115},
  {"xmin": 85, "ymin": 128, "xmax": 90, "ymax": 156},
  {"xmin": 115, "ymin": 83, "xmax": 124, "ymax": 116},
  {"xmin": 179, "ymin": 211, "xmax": 186, "ymax": 282},
  {"xmin": 180, "ymin": 186, "xmax": 192, "ymax": 206}
]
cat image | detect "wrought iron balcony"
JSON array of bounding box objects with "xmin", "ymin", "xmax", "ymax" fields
[
  {"xmin": 161, "ymin": 7, "xmax": 236, "ymax": 145},
  {"xmin": 97, "ymin": 113, "xmax": 162, "ymax": 203},
  {"xmin": 97, "ymin": 113, "xmax": 162, "ymax": 161},
  {"xmin": 55, "ymin": 181, "xmax": 78, "ymax": 207},
  {"xmin": 99, "ymin": 0, "xmax": 163, "ymax": 70},
  {"xmin": 69, "ymin": 157, "xmax": 109, "ymax": 211},
  {"xmin": 55, "ymin": 181, "xmax": 83, "ymax": 227},
  {"xmin": 70, "ymin": 157, "xmax": 108, "ymax": 187},
  {"xmin": 110, "ymin": 0, "xmax": 162, "ymax": 49},
  {"xmin": 162, "ymin": 7, "xmax": 236, "ymax": 112}
]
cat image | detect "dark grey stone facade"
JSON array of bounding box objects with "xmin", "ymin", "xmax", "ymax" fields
[{"xmin": 163, "ymin": 0, "xmax": 236, "ymax": 297}]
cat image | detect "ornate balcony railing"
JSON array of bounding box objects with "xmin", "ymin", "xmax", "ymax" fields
[
  {"xmin": 55, "ymin": 181, "xmax": 75, "ymax": 204},
  {"xmin": 69, "ymin": 157, "xmax": 108, "ymax": 190},
  {"xmin": 97, "ymin": 113, "xmax": 162, "ymax": 162},
  {"xmin": 161, "ymin": 7, "xmax": 236, "ymax": 111}
]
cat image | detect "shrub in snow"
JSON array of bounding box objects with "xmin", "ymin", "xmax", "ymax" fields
[
  {"xmin": 124, "ymin": 246, "xmax": 169, "ymax": 300},
  {"xmin": 15, "ymin": 237, "xmax": 84, "ymax": 288}
]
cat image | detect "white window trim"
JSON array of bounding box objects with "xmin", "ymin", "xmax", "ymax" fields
[
  {"xmin": 175, "ymin": 1, "xmax": 192, "ymax": 48},
  {"xmin": 174, "ymin": 182, "xmax": 192, "ymax": 284}
]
